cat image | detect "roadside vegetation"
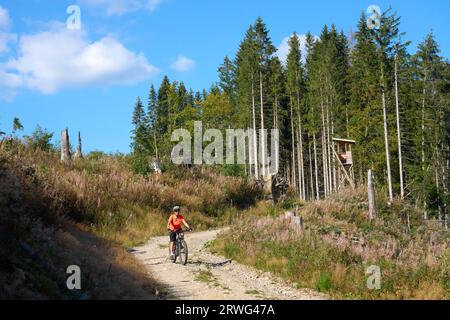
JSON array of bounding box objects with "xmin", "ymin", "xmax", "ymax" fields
[{"xmin": 210, "ymin": 188, "xmax": 450, "ymax": 299}]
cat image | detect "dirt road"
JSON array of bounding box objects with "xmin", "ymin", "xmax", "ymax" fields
[{"xmin": 131, "ymin": 229, "xmax": 328, "ymax": 300}]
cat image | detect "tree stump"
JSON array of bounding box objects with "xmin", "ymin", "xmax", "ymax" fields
[
  {"xmin": 74, "ymin": 131, "xmax": 83, "ymax": 159},
  {"xmin": 61, "ymin": 128, "xmax": 71, "ymax": 163},
  {"xmin": 149, "ymin": 157, "xmax": 162, "ymax": 174}
]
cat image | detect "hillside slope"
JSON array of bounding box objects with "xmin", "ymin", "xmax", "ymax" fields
[
  {"xmin": 210, "ymin": 190, "xmax": 450, "ymax": 299},
  {"xmin": 0, "ymin": 153, "xmax": 158, "ymax": 299},
  {"xmin": 0, "ymin": 143, "xmax": 260, "ymax": 299}
]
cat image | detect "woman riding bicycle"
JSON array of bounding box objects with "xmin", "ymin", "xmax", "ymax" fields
[{"xmin": 167, "ymin": 206, "xmax": 191, "ymax": 260}]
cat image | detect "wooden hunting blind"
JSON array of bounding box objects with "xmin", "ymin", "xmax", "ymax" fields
[{"xmin": 332, "ymin": 138, "xmax": 356, "ymax": 189}]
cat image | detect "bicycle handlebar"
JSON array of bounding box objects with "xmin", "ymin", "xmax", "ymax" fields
[{"xmin": 168, "ymin": 227, "xmax": 193, "ymax": 233}]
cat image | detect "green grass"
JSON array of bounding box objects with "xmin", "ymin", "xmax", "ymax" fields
[
  {"xmin": 194, "ymin": 269, "xmax": 231, "ymax": 292},
  {"xmin": 194, "ymin": 269, "xmax": 216, "ymax": 284},
  {"xmin": 245, "ymin": 289, "xmax": 261, "ymax": 295}
]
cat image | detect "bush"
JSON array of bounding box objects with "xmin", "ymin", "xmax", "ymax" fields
[
  {"xmin": 316, "ymin": 272, "xmax": 333, "ymax": 292},
  {"xmin": 225, "ymin": 179, "xmax": 262, "ymax": 209},
  {"xmin": 219, "ymin": 164, "xmax": 246, "ymax": 177},
  {"xmin": 130, "ymin": 154, "xmax": 150, "ymax": 175},
  {"xmin": 24, "ymin": 126, "xmax": 53, "ymax": 151}
]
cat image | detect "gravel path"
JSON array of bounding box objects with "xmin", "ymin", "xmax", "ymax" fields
[{"xmin": 131, "ymin": 229, "xmax": 328, "ymax": 300}]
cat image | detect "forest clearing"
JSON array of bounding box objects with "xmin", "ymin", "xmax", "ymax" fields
[{"xmin": 0, "ymin": 2, "xmax": 449, "ymax": 302}]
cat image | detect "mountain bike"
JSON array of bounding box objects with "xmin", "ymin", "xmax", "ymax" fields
[{"xmin": 171, "ymin": 228, "xmax": 191, "ymax": 265}]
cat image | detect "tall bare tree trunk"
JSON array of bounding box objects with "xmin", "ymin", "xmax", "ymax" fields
[
  {"xmin": 313, "ymin": 132, "xmax": 320, "ymax": 200},
  {"xmin": 394, "ymin": 56, "xmax": 404, "ymax": 199},
  {"xmin": 436, "ymin": 159, "xmax": 442, "ymax": 222},
  {"xmin": 274, "ymin": 97, "xmax": 279, "ymax": 173},
  {"xmin": 443, "ymin": 144, "xmax": 448, "ymax": 229},
  {"xmin": 421, "ymin": 71, "xmax": 428, "ymax": 219},
  {"xmin": 296, "ymin": 129, "xmax": 301, "ymax": 198},
  {"xmin": 320, "ymin": 88, "xmax": 328, "ymax": 197},
  {"xmin": 345, "ymin": 105, "xmax": 350, "ymax": 138},
  {"xmin": 331, "ymin": 118, "xmax": 336, "ymax": 192},
  {"xmin": 290, "ymin": 94, "xmax": 297, "ymax": 192},
  {"xmin": 297, "ymin": 92, "xmax": 306, "ymax": 200},
  {"xmin": 153, "ymin": 130, "xmax": 159, "ymax": 159},
  {"xmin": 368, "ymin": 169, "xmax": 377, "ymax": 220},
  {"xmin": 251, "ymin": 77, "xmax": 259, "ymax": 179},
  {"xmin": 247, "ymin": 119, "xmax": 252, "ymax": 177},
  {"xmin": 259, "ymin": 71, "xmax": 266, "ymax": 177},
  {"xmin": 326, "ymin": 96, "xmax": 333, "ymax": 193},
  {"xmin": 308, "ymin": 135, "xmax": 314, "ymax": 200},
  {"xmin": 381, "ymin": 66, "xmax": 393, "ymax": 205}
]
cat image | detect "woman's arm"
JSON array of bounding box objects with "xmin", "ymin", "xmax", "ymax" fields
[
  {"xmin": 167, "ymin": 215, "xmax": 173, "ymax": 230},
  {"xmin": 182, "ymin": 219, "xmax": 191, "ymax": 229}
]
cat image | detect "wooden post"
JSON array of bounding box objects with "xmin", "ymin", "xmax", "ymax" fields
[
  {"xmin": 368, "ymin": 169, "xmax": 377, "ymax": 220},
  {"xmin": 61, "ymin": 128, "xmax": 70, "ymax": 162}
]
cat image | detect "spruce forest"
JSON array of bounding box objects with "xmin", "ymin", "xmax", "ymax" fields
[{"xmin": 131, "ymin": 10, "xmax": 450, "ymax": 222}]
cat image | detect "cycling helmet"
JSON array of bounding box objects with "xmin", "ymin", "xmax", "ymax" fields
[{"xmin": 173, "ymin": 205, "xmax": 180, "ymax": 212}]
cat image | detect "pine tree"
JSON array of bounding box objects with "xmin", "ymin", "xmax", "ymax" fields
[
  {"xmin": 286, "ymin": 32, "xmax": 306, "ymax": 198},
  {"xmin": 414, "ymin": 32, "xmax": 445, "ymax": 219},
  {"xmin": 218, "ymin": 56, "xmax": 237, "ymax": 104},
  {"xmin": 156, "ymin": 76, "xmax": 171, "ymax": 136},
  {"xmin": 372, "ymin": 8, "xmax": 405, "ymax": 205},
  {"xmin": 304, "ymin": 32, "xmax": 321, "ymax": 199},
  {"xmin": 131, "ymin": 97, "xmax": 147, "ymax": 154},
  {"xmin": 147, "ymin": 85, "xmax": 159, "ymax": 158},
  {"xmin": 268, "ymin": 56, "xmax": 285, "ymax": 174},
  {"xmin": 348, "ymin": 13, "xmax": 381, "ymax": 184},
  {"xmin": 12, "ymin": 117, "xmax": 24, "ymax": 135}
]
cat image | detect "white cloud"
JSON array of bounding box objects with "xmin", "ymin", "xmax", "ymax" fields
[
  {"xmin": 78, "ymin": 0, "xmax": 165, "ymax": 16},
  {"xmin": 0, "ymin": 6, "xmax": 11, "ymax": 29},
  {"xmin": 147, "ymin": 0, "xmax": 165, "ymax": 11},
  {"xmin": 0, "ymin": 6, "xmax": 16, "ymax": 54},
  {"xmin": 276, "ymin": 34, "xmax": 319, "ymax": 65},
  {"xmin": 0, "ymin": 32, "xmax": 17, "ymax": 53},
  {"xmin": 1, "ymin": 26, "xmax": 158, "ymax": 94},
  {"xmin": 170, "ymin": 55, "xmax": 196, "ymax": 72},
  {"xmin": 0, "ymin": 68, "xmax": 21, "ymax": 100}
]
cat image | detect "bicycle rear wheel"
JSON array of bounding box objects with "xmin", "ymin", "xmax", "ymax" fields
[{"xmin": 179, "ymin": 240, "xmax": 188, "ymax": 265}]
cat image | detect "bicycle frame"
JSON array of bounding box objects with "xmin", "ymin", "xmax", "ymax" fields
[
  {"xmin": 174, "ymin": 231, "xmax": 184, "ymax": 255},
  {"xmin": 172, "ymin": 229, "xmax": 188, "ymax": 265}
]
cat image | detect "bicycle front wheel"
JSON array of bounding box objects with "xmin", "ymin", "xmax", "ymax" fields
[
  {"xmin": 179, "ymin": 240, "xmax": 188, "ymax": 265},
  {"xmin": 171, "ymin": 243, "xmax": 177, "ymax": 263}
]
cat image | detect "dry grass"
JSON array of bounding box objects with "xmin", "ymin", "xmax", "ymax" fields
[
  {"xmin": 0, "ymin": 156, "xmax": 158, "ymax": 299},
  {"xmin": 210, "ymin": 188, "xmax": 450, "ymax": 299},
  {"xmin": 0, "ymin": 141, "xmax": 260, "ymax": 299},
  {"xmin": 1, "ymin": 143, "xmax": 257, "ymax": 247}
]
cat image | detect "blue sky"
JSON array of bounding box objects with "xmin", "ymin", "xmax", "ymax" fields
[{"xmin": 0, "ymin": 0, "xmax": 449, "ymax": 153}]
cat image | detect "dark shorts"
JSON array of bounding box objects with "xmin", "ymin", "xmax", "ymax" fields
[{"xmin": 169, "ymin": 230, "xmax": 179, "ymax": 242}]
